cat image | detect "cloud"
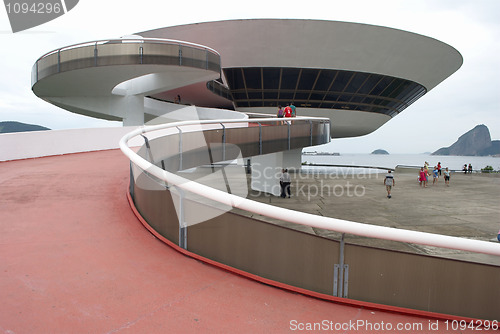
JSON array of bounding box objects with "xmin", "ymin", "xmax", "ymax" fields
[{"xmin": 1, "ymin": 0, "xmax": 499, "ymax": 153}]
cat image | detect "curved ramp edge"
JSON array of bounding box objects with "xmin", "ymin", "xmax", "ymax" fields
[{"xmin": 125, "ymin": 188, "xmax": 482, "ymax": 325}]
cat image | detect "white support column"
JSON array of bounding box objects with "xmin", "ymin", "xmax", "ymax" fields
[{"xmin": 122, "ymin": 95, "xmax": 145, "ymax": 126}]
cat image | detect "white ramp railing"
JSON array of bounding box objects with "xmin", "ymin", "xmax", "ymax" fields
[{"xmin": 120, "ymin": 118, "xmax": 500, "ymax": 257}]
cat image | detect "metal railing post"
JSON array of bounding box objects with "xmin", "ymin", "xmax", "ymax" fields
[
  {"xmin": 129, "ymin": 161, "xmax": 135, "ymax": 199},
  {"xmin": 206, "ymin": 49, "xmax": 209, "ymax": 70},
  {"xmin": 309, "ymin": 120, "xmax": 313, "ymax": 146},
  {"xmin": 338, "ymin": 233, "xmax": 345, "ymax": 297},
  {"xmin": 343, "ymin": 264, "xmax": 349, "ymax": 298},
  {"xmin": 57, "ymin": 49, "xmax": 61, "ymax": 73},
  {"xmin": 94, "ymin": 42, "xmax": 98, "ymax": 66},
  {"xmin": 177, "ymin": 126, "xmax": 183, "ymax": 171},
  {"xmin": 140, "ymin": 134, "xmax": 154, "ymax": 163},
  {"xmin": 220, "ymin": 123, "xmax": 226, "ymax": 162},
  {"xmin": 179, "ymin": 45, "xmax": 182, "ymax": 66},
  {"xmin": 175, "ymin": 186, "xmax": 187, "ymax": 250},
  {"xmin": 287, "ymin": 121, "xmax": 291, "ymax": 150},
  {"xmin": 258, "ymin": 123, "xmax": 262, "ymax": 155},
  {"xmin": 334, "ymin": 233, "xmax": 349, "ymax": 298}
]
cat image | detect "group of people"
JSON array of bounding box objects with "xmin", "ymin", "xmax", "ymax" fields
[
  {"xmin": 418, "ymin": 161, "xmax": 450, "ymax": 187},
  {"xmin": 277, "ymin": 103, "xmax": 297, "ymax": 119},
  {"xmin": 384, "ymin": 160, "xmax": 452, "ymax": 198},
  {"xmin": 462, "ymin": 163, "xmax": 473, "ymax": 174}
]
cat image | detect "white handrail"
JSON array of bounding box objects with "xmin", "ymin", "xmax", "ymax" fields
[
  {"xmin": 120, "ymin": 118, "xmax": 500, "ymax": 257},
  {"xmin": 35, "ymin": 37, "xmax": 220, "ymax": 63}
]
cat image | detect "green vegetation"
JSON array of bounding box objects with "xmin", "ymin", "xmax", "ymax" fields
[{"xmin": 481, "ymin": 165, "xmax": 496, "ymax": 173}]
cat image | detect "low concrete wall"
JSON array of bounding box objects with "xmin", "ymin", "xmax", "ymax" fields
[
  {"xmin": 395, "ymin": 166, "xmax": 421, "ymax": 174},
  {"xmin": 132, "ymin": 174, "xmax": 500, "ymax": 320},
  {"xmin": 0, "ymin": 127, "xmax": 138, "ymax": 161},
  {"xmin": 128, "ymin": 121, "xmax": 500, "ymax": 320}
]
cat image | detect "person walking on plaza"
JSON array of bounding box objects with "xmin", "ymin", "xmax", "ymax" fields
[
  {"xmin": 443, "ymin": 167, "xmax": 451, "ymax": 186},
  {"xmin": 277, "ymin": 105, "xmax": 284, "ymax": 125},
  {"xmin": 283, "ymin": 104, "xmax": 293, "ymax": 125},
  {"xmin": 384, "ymin": 170, "xmax": 395, "ymax": 198},
  {"xmin": 277, "ymin": 105, "xmax": 284, "ymax": 118},
  {"xmin": 290, "ymin": 102, "xmax": 296, "ymax": 117},
  {"xmin": 280, "ymin": 168, "xmax": 291, "ymax": 198},
  {"xmin": 432, "ymin": 166, "xmax": 439, "ymax": 185},
  {"xmin": 424, "ymin": 161, "xmax": 430, "ymax": 175},
  {"xmin": 419, "ymin": 167, "xmax": 427, "ymax": 187}
]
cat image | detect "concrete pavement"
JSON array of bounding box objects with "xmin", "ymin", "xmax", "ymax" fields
[{"xmin": 239, "ymin": 168, "xmax": 500, "ymax": 265}]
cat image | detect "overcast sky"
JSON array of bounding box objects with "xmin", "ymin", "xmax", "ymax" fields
[{"xmin": 1, "ymin": 0, "xmax": 499, "ymax": 153}]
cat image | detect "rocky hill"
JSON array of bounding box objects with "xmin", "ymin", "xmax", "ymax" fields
[
  {"xmin": 432, "ymin": 124, "xmax": 500, "ymax": 156},
  {"xmin": 371, "ymin": 149, "xmax": 389, "ymax": 155},
  {"xmin": 0, "ymin": 121, "xmax": 50, "ymax": 134}
]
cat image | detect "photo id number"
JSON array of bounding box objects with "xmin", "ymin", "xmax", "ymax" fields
[{"xmin": 5, "ymin": 2, "xmax": 62, "ymax": 14}]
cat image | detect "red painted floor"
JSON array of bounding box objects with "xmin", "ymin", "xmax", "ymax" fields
[{"xmin": 0, "ymin": 150, "xmax": 485, "ymax": 333}]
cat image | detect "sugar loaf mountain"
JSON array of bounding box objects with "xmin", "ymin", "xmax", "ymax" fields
[{"xmin": 432, "ymin": 124, "xmax": 500, "ymax": 156}]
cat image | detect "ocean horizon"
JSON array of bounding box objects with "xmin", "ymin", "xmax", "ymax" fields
[{"xmin": 301, "ymin": 153, "xmax": 500, "ymax": 172}]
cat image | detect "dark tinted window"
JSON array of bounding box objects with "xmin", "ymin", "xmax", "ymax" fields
[
  {"xmin": 243, "ymin": 68, "xmax": 261, "ymax": 89},
  {"xmin": 279, "ymin": 92, "xmax": 294, "ymax": 100},
  {"xmin": 263, "ymin": 68, "xmax": 281, "ymax": 89},
  {"xmin": 232, "ymin": 92, "xmax": 247, "ymax": 100},
  {"xmin": 281, "ymin": 68, "xmax": 301, "ymax": 90},
  {"xmin": 315, "ymin": 70, "xmax": 335, "ymax": 91},
  {"xmin": 383, "ymin": 79, "xmax": 405, "ymax": 99},
  {"xmin": 346, "ymin": 72, "xmax": 369, "ymax": 93},
  {"xmin": 248, "ymin": 92, "xmax": 262, "ymax": 100},
  {"xmin": 225, "ymin": 68, "xmax": 245, "ymax": 90},
  {"xmin": 357, "ymin": 74, "xmax": 381, "ymax": 94},
  {"xmin": 263, "ymin": 91, "xmax": 278, "ymax": 99},
  {"xmin": 309, "ymin": 93, "xmax": 324, "ymax": 101},
  {"xmin": 221, "ymin": 67, "xmax": 426, "ymax": 116},
  {"xmin": 350, "ymin": 96, "xmax": 364, "ymax": 104},
  {"xmin": 297, "ymin": 69, "xmax": 318, "ymax": 91},
  {"xmin": 370, "ymin": 76, "xmax": 393, "ymax": 96},
  {"xmin": 330, "ymin": 71, "xmax": 353, "ymax": 92},
  {"xmin": 293, "ymin": 92, "xmax": 308, "ymax": 100}
]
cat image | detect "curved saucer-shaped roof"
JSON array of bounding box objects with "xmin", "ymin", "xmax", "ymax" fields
[
  {"xmin": 140, "ymin": 19, "xmax": 463, "ymax": 137},
  {"xmin": 141, "ymin": 19, "xmax": 462, "ymax": 90},
  {"xmin": 30, "ymin": 19, "xmax": 462, "ymax": 138}
]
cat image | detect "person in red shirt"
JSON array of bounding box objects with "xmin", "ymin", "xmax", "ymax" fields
[{"xmin": 284, "ymin": 105, "xmax": 292, "ymax": 118}]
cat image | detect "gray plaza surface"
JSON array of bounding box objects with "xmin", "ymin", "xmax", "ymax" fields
[{"xmin": 239, "ymin": 168, "xmax": 500, "ymax": 266}]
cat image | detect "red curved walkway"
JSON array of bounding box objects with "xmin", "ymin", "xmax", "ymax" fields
[{"xmin": 0, "ymin": 150, "xmax": 481, "ymax": 333}]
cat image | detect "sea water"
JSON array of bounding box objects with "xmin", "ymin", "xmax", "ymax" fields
[{"xmin": 301, "ymin": 153, "xmax": 500, "ymax": 174}]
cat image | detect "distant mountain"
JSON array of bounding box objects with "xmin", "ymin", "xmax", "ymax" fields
[
  {"xmin": 371, "ymin": 149, "xmax": 389, "ymax": 155},
  {"xmin": 0, "ymin": 121, "xmax": 50, "ymax": 134},
  {"xmin": 432, "ymin": 124, "xmax": 500, "ymax": 156}
]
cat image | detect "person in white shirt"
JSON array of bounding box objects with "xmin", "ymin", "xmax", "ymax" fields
[
  {"xmin": 384, "ymin": 170, "xmax": 395, "ymax": 199},
  {"xmin": 280, "ymin": 169, "xmax": 291, "ymax": 198},
  {"xmin": 443, "ymin": 167, "xmax": 451, "ymax": 186}
]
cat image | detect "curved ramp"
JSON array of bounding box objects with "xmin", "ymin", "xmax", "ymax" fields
[
  {"xmin": 31, "ymin": 38, "xmax": 221, "ymax": 124},
  {"xmin": 0, "ymin": 149, "xmax": 472, "ymax": 333}
]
